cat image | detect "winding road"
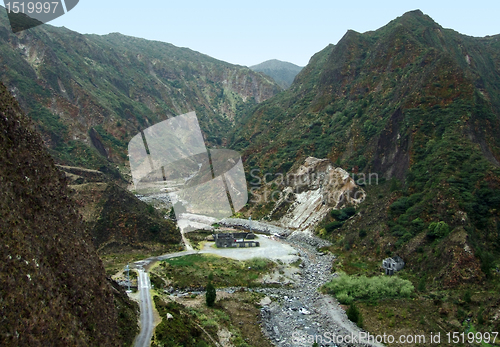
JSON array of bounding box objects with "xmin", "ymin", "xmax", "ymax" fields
[{"xmin": 133, "ymin": 269, "xmax": 154, "ymax": 347}]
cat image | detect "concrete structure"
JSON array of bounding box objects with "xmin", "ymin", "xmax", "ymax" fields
[
  {"xmin": 214, "ymin": 232, "xmax": 259, "ymax": 248},
  {"xmin": 382, "ymin": 256, "xmax": 405, "ymax": 275}
]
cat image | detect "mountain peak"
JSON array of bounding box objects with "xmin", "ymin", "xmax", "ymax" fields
[
  {"xmin": 391, "ymin": 9, "xmax": 440, "ymax": 29},
  {"xmin": 250, "ymin": 59, "xmax": 303, "ymax": 89},
  {"xmin": 403, "ymin": 9, "xmax": 424, "ymax": 17}
]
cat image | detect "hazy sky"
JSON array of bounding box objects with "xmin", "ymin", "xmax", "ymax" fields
[{"xmin": 46, "ymin": 0, "xmax": 500, "ymax": 67}]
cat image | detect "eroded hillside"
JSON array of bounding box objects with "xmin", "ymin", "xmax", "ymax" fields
[
  {"xmin": 0, "ymin": 10, "xmax": 280, "ymax": 172},
  {"xmin": 0, "ymin": 81, "xmax": 137, "ymax": 346}
]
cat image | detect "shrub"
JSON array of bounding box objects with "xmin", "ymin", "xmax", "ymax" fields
[
  {"xmin": 390, "ymin": 178, "xmax": 400, "ymax": 192},
  {"xmin": 343, "ymin": 207, "xmax": 356, "ymax": 217},
  {"xmin": 464, "ymin": 289, "xmax": 471, "ymax": 304},
  {"xmin": 330, "ymin": 207, "xmax": 356, "ymax": 221},
  {"xmin": 410, "ymin": 217, "xmax": 425, "ymax": 233},
  {"xmin": 426, "ymin": 221, "xmax": 450, "ymax": 239},
  {"xmin": 330, "ymin": 209, "xmax": 346, "ymax": 220},
  {"xmin": 478, "ymin": 307, "xmax": 485, "ymax": 325},
  {"xmin": 359, "ymin": 229, "xmax": 367, "ymax": 238},
  {"xmin": 325, "ymin": 221, "xmax": 343, "ymax": 232},
  {"xmin": 336, "ymin": 292, "xmax": 354, "ymax": 305},
  {"xmin": 418, "ymin": 276, "xmax": 426, "ymax": 292},
  {"xmin": 322, "ymin": 274, "xmax": 415, "ymax": 301},
  {"xmin": 390, "ymin": 225, "xmax": 407, "ymax": 237},
  {"xmin": 346, "ymin": 303, "xmax": 363, "ymax": 327},
  {"xmin": 390, "ymin": 197, "xmax": 408, "ymax": 214}
]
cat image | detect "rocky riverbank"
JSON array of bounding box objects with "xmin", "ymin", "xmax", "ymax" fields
[{"xmin": 255, "ymin": 231, "xmax": 383, "ymax": 347}]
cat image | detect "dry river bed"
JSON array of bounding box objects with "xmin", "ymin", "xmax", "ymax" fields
[{"xmin": 252, "ymin": 231, "xmax": 383, "ymax": 347}]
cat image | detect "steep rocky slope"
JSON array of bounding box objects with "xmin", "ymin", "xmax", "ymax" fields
[
  {"xmin": 70, "ymin": 180, "xmax": 182, "ymax": 254},
  {"xmin": 0, "ymin": 10, "xmax": 280, "ymax": 171},
  {"xmin": 0, "ymin": 81, "xmax": 137, "ymax": 346},
  {"xmin": 265, "ymin": 157, "xmax": 365, "ymax": 232},
  {"xmin": 233, "ymin": 10, "xmax": 500, "ymax": 286}
]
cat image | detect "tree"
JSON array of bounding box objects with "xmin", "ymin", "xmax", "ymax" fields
[
  {"xmin": 168, "ymin": 207, "xmax": 176, "ymax": 222},
  {"xmin": 390, "ymin": 177, "xmax": 400, "ymax": 192},
  {"xmin": 206, "ymin": 281, "xmax": 216, "ymax": 307}
]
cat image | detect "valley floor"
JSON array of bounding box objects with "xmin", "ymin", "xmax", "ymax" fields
[{"xmin": 127, "ymin": 217, "xmax": 383, "ymax": 347}]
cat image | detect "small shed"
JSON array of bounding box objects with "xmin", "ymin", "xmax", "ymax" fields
[{"xmin": 382, "ymin": 256, "xmax": 405, "ymax": 275}]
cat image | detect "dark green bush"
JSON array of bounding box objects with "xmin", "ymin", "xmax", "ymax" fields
[
  {"xmin": 330, "ymin": 209, "xmax": 346, "ymax": 220},
  {"xmin": 418, "ymin": 276, "xmax": 426, "ymax": 292},
  {"xmin": 330, "ymin": 207, "xmax": 356, "ymax": 221},
  {"xmin": 464, "ymin": 289, "xmax": 471, "ymax": 304},
  {"xmin": 390, "ymin": 225, "xmax": 407, "ymax": 237},
  {"xmin": 346, "ymin": 303, "xmax": 363, "ymax": 327},
  {"xmin": 343, "ymin": 207, "xmax": 356, "ymax": 217},
  {"xmin": 390, "ymin": 197, "xmax": 409, "ymax": 214},
  {"xmin": 325, "ymin": 221, "xmax": 343, "ymax": 232}
]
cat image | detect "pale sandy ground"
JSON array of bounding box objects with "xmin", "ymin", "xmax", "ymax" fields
[{"xmin": 198, "ymin": 235, "xmax": 299, "ymax": 262}]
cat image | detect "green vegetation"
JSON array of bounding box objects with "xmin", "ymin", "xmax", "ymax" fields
[
  {"xmin": 250, "ymin": 59, "xmax": 303, "ymax": 89},
  {"xmin": 346, "ymin": 303, "xmax": 363, "ymax": 327},
  {"xmin": 322, "ymin": 207, "xmax": 358, "ymax": 234},
  {"xmin": 86, "ymin": 183, "xmax": 181, "ymax": 252},
  {"xmin": 185, "ymin": 230, "xmax": 212, "ymax": 250},
  {"xmin": 152, "ymin": 290, "xmax": 274, "ymax": 347},
  {"xmin": 158, "ymin": 254, "xmax": 275, "ymax": 289},
  {"xmin": 322, "ymin": 274, "xmax": 415, "ymax": 304},
  {"xmin": 330, "ymin": 207, "xmax": 356, "ymax": 221},
  {"xmin": 152, "ymin": 297, "xmax": 213, "ymax": 347},
  {"xmin": 233, "ymin": 11, "xmax": 500, "ymax": 288},
  {"xmin": 206, "ymin": 281, "xmax": 216, "ymax": 307}
]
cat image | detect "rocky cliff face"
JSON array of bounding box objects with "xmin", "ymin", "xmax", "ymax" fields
[
  {"xmin": 268, "ymin": 157, "xmax": 365, "ymax": 232},
  {"xmin": 0, "ymin": 81, "xmax": 136, "ymax": 346},
  {"xmin": 0, "ymin": 11, "xmax": 280, "ymax": 170}
]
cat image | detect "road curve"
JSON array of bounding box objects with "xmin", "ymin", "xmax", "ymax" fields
[{"xmin": 134, "ymin": 269, "xmax": 154, "ymax": 347}]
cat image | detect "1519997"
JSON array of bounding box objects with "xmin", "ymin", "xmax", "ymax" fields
[{"xmin": 5, "ymin": 1, "xmax": 60, "ymax": 14}]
